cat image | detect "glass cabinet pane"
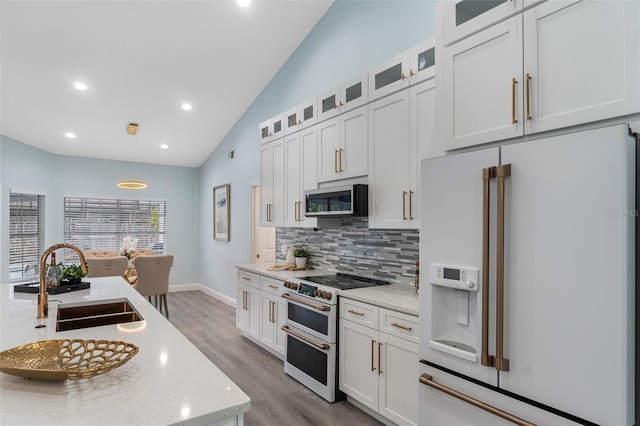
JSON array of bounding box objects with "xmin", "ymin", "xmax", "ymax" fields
[
  {"xmin": 375, "ymin": 63, "xmax": 402, "ymax": 90},
  {"xmin": 345, "ymin": 82, "xmax": 362, "ymax": 103},
  {"xmin": 456, "ymin": 0, "xmax": 507, "ymax": 26},
  {"xmin": 288, "ymin": 113, "xmax": 298, "ymax": 127},
  {"xmin": 417, "ymin": 47, "xmax": 435, "ymax": 71},
  {"xmin": 303, "ymin": 105, "xmax": 314, "ymax": 121},
  {"xmin": 322, "ymin": 95, "xmax": 336, "ymax": 113},
  {"xmin": 273, "ymin": 120, "xmax": 282, "ymax": 134},
  {"xmin": 261, "ymin": 126, "xmax": 269, "ymax": 138}
]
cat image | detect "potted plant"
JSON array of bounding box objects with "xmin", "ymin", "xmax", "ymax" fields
[
  {"xmin": 62, "ymin": 263, "xmax": 88, "ymax": 284},
  {"xmin": 293, "ymin": 247, "xmax": 309, "ymax": 269}
]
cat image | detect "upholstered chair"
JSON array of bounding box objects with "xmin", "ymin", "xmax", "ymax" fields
[
  {"xmin": 133, "ymin": 255, "xmax": 174, "ymax": 318},
  {"xmin": 85, "ymin": 256, "xmax": 129, "ymax": 279}
]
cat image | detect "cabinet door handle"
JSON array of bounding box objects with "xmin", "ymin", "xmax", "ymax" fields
[
  {"xmin": 409, "ymin": 190, "xmax": 414, "ymax": 220},
  {"xmin": 298, "ymin": 200, "xmax": 302, "ymax": 222},
  {"xmin": 339, "ymin": 149, "xmax": 344, "ymax": 172},
  {"xmin": 378, "ymin": 342, "xmax": 383, "ymax": 375},
  {"xmin": 481, "ymin": 167, "xmax": 496, "ymax": 367},
  {"xmin": 334, "ymin": 149, "xmax": 339, "ymax": 173},
  {"xmin": 242, "ymin": 291, "xmax": 247, "ymax": 310},
  {"xmin": 410, "ymin": 69, "xmax": 416, "ymax": 77},
  {"xmin": 371, "ymin": 339, "xmax": 377, "ymax": 372},
  {"xmin": 339, "ymin": 101, "xmax": 344, "ymax": 108},
  {"xmin": 419, "ymin": 374, "xmax": 535, "ymax": 426},
  {"xmin": 525, "ymin": 73, "xmax": 532, "ymax": 121},
  {"xmin": 348, "ymin": 309, "xmax": 365, "ymax": 316},
  {"xmin": 401, "ymin": 72, "xmax": 407, "ymax": 80},
  {"xmin": 402, "ymin": 191, "xmax": 408, "ymax": 220},
  {"xmin": 268, "ymin": 284, "xmax": 279, "ymax": 290},
  {"xmin": 495, "ymin": 164, "xmax": 511, "ymax": 372},
  {"xmin": 511, "ymin": 77, "xmax": 518, "ymax": 124},
  {"xmin": 391, "ymin": 322, "xmax": 413, "ymax": 331}
]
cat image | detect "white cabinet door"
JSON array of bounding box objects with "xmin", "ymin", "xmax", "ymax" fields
[
  {"xmin": 442, "ymin": 16, "xmax": 523, "ymax": 150},
  {"xmin": 259, "ymin": 292, "xmax": 277, "ymax": 348},
  {"xmin": 340, "ymin": 106, "xmax": 368, "ymax": 180},
  {"xmin": 273, "ymin": 297, "xmax": 287, "ymax": 356},
  {"xmin": 317, "ymin": 117, "xmax": 341, "ymax": 182},
  {"xmin": 258, "ymin": 113, "xmax": 285, "ymax": 144},
  {"xmin": 284, "ymin": 133, "xmax": 301, "ymax": 227},
  {"xmin": 318, "ymin": 73, "xmax": 368, "ymax": 123},
  {"xmin": 368, "ymin": 90, "xmax": 413, "ymax": 229},
  {"xmin": 237, "ymin": 283, "xmax": 260, "ymax": 340},
  {"xmin": 271, "ymin": 139, "xmax": 285, "ymax": 226},
  {"xmin": 441, "ymin": 0, "xmax": 523, "ymax": 46},
  {"xmin": 369, "ymin": 51, "xmax": 411, "ymax": 101},
  {"xmin": 378, "ymin": 333, "xmax": 418, "ymax": 426},
  {"xmin": 284, "ymin": 97, "xmax": 317, "ymax": 135},
  {"xmin": 259, "ymin": 143, "xmax": 273, "ymax": 226},
  {"xmin": 299, "ymin": 126, "xmax": 318, "ymax": 228},
  {"xmin": 523, "ymin": 0, "xmax": 640, "ymax": 135},
  {"xmin": 411, "ymin": 79, "xmax": 438, "ymax": 162},
  {"xmin": 260, "ymin": 139, "xmax": 284, "ymax": 226},
  {"xmin": 408, "ymin": 38, "xmax": 435, "ymax": 85},
  {"xmin": 339, "ymin": 319, "xmax": 379, "ymax": 411}
]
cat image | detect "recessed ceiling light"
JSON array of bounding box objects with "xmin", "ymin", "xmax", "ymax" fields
[
  {"xmin": 160, "ymin": 144, "xmax": 169, "ymax": 150},
  {"xmin": 237, "ymin": 0, "xmax": 251, "ymax": 7},
  {"xmin": 73, "ymin": 81, "xmax": 88, "ymax": 91},
  {"xmin": 181, "ymin": 102, "xmax": 192, "ymax": 111},
  {"xmin": 64, "ymin": 132, "xmax": 77, "ymax": 139}
]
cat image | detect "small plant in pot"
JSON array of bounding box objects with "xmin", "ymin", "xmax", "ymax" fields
[
  {"xmin": 293, "ymin": 247, "xmax": 309, "ymax": 269},
  {"xmin": 62, "ymin": 263, "xmax": 88, "ymax": 284}
]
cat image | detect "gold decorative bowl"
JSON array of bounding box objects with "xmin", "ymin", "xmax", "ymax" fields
[{"xmin": 0, "ymin": 339, "xmax": 138, "ymax": 380}]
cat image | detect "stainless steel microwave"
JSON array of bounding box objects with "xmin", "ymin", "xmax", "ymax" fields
[{"xmin": 304, "ymin": 184, "xmax": 368, "ymax": 217}]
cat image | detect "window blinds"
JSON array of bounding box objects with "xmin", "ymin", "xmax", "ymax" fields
[{"xmin": 9, "ymin": 193, "xmax": 44, "ymax": 280}]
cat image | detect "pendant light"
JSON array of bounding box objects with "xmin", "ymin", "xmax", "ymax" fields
[{"xmin": 117, "ymin": 123, "xmax": 147, "ymax": 190}]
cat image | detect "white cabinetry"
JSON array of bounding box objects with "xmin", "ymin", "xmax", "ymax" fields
[
  {"xmin": 258, "ymin": 113, "xmax": 285, "ymax": 144},
  {"xmin": 236, "ymin": 271, "xmax": 260, "ymax": 340},
  {"xmin": 369, "ymin": 51, "xmax": 410, "ymax": 101},
  {"xmin": 317, "ymin": 107, "xmax": 368, "ymax": 183},
  {"xmin": 440, "ymin": 0, "xmax": 640, "ymax": 150},
  {"xmin": 339, "ymin": 298, "xmax": 418, "ymax": 426},
  {"xmin": 285, "ymin": 126, "xmax": 318, "ymax": 228},
  {"xmin": 260, "ymin": 138, "xmax": 284, "ymax": 226},
  {"xmin": 284, "ymin": 97, "xmax": 317, "ymax": 135},
  {"xmin": 318, "ymin": 73, "xmax": 368, "ymax": 122}
]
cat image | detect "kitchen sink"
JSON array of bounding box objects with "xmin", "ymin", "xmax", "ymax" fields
[{"xmin": 56, "ymin": 298, "xmax": 144, "ymax": 332}]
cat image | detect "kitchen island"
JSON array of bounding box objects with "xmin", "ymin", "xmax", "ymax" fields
[{"xmin": 0, "ymin": 277, "xmax": 250, "ymax": 425}]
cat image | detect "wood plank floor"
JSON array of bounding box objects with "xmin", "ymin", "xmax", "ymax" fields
[{"xmin": 168, "ymin": 290, "xmax": 383, "ymax": 426}]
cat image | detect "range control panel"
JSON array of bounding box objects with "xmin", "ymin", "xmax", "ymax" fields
[{"xmin": 429, "ymin": 264, "xmax": 479, "ymax": 292}]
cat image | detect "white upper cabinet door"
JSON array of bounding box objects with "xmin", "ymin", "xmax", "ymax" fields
[
  {"xmin": 442, "ymin": 17, "xmax": 524, "ymax": 150},
  {"xmin": 340, "ymin": 106, "xmax": 368, "ymax": 180},
  {"xmin": 317, "ymin": 74, "xmax": 368, "ymax": 123},
  {"xmin": 408, "ymin": 38, "xmax": 436, "ymax": 85},
  {"xmin": 299, "ymin": 126, "xmax": 318, "ymax": 228},
  {"xmin": 284, "ymin": 97, "xmax": 317, "ymax": 135},
  {"xmin": 284, "ymin": 133, "xmax": 302, "ymax": 227},
  {"xmin": 258, "ymin": 113, "xmax": 285, "ymax": 144},
  {"xmin": 441, "ymin": 0, "xmax": 523, "ymax": 46},
  {"xmin": 522, "ymin": 0, "xmax": 640, "ymax": 135},
  {"xmin": 317, "ymin": 117, "xmax": 342, "ymax": 182},
  {"xmin": 412, "ymin": 79, "xmax": 439, "ymax": 161},
  {"xmin": 369, "ymin": 51, "xmax": 411, "ymax": 101},
  {"xmin": 259, "ymin": 143, "xmax": 274, "ymax": 226}
]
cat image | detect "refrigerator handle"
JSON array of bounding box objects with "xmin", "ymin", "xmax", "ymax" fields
[
  {"xmin": 481, "ymin": 167, "xmax": 496, "ymax": 367},
  {"xmin": 495, "ymin": 164, "xmax": 512, "ymax": 371},
  {"xmin": 419, "ymin": 374, "xmax": 535, "ymax": 426}
]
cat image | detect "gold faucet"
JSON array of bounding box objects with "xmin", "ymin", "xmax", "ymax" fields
[{"xmin": 38, "ymin": 243, "xmax": 88, "ymax": 319}]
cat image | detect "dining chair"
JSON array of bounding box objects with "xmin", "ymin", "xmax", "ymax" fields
[
  {"xmin": 133, "ymin": 255, "xmax": 174, "ymax": 318},
  {"xmin": 85, "ymin": 256, "xmax": 129, "ymax": 279}
]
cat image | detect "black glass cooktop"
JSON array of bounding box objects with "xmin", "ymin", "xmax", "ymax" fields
[{"xmin": 299, "ymin": 273, "xmax": 390, "ymax": 290}]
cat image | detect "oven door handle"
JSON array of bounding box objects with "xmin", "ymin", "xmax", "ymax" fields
[
  {"xmin": 282, "ymin": 293, "xmax": 331, "ymax": 312},
  {"xmin": 281, "ymin": 325, "xmax": 330, "ymax": 351}
]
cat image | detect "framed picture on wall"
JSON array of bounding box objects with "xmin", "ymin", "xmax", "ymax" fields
[{"xmin": 213, "ymin": 184, "xmax": 230, "ymax": 241}]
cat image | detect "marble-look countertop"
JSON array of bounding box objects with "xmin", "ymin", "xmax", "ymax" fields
[
  {"xmin": 339, "ymin": 284, "xmax": 419, "ymax": 317},
  {"xmin": 236, "ymin": 263, "xmax": 419, "ymax": 316},
  {"xmin": 0, "ymin": 277, "xmax": 250, "ymax": 425}
]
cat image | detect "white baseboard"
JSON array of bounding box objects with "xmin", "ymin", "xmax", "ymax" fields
[{"xmin": 169, "ymin": 283, "xmax": 236, "ymax": 308}]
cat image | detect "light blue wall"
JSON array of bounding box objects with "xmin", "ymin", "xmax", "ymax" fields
[
  {"xmin": 0, "ymin": 135, "xmax": 199, "ymax": 284},
  {"xmin": 199, "ymin": 1, "xmax": 436, "ymax": 300}
]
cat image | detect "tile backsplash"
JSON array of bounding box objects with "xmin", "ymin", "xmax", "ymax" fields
[{"xmin": 276, "ymin": 218, "xmax": 419, "ymax": 286}]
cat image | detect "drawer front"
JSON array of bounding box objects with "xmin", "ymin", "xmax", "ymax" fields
[
  {"xmin": 379, "ymin": 308, "xmax": 419, "ymax": 343},
  {"xmin": 339, "ymin": 298, "xmax": 378, "ymax": 329},
  {"xmin": 237, "ymin": 270, "xmax": 260, "ymax": 289},
  {"xmin": 261, "ymin": 276, "xmax": 285, "ymax": 296}
]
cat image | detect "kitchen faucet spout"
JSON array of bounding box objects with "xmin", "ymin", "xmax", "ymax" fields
[{"xmin": 37, "ymin": 243, "xmax": 88, "ymax": 319}]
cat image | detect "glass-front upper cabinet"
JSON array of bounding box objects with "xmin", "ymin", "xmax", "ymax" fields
[
  {"xmin": 285, "ymin": 97, "xmax": 317, "ymax": 135},
  {"xmin": 258, "ymin": 113, "xmax": 285, "ymax": 144},
  {"xmin": 317, "ymin": 73, "xmax": 368, "ymax": 123},
  {"xmin": 409, "ymin": 38, "xmax": 436, "ymax": 84},
  {"xmin": 441, "ymin": 0, "xmax": 526, "ymax": 46},
  {"xmin": 368, "ymin": 51, "xmax": 410, "ymax": 101}
]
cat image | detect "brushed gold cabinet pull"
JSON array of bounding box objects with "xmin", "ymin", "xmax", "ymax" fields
[
  {"xmin": 410, "ymin": 69, "xmax": 416, "ymax": 77},
  {"xmin": 511, "ymin": 78, "xmax": 518, "ymax": 124},
  {"xmin": 419, "ymin": 374, "xmax": 535, "ymax": 426},
  {"xmin": 391, "ymin": 322, "xmax": 413, "ymax": 331},
  {"xmin": 339, "ymin": 149, "xmax": 344, "ymax": 172},
  {"xmin": 401, "ymin": 72, "xmax": 407, "ymax": 80},
  {"xmin": 242, "ymin": 291, "xmax": 247, "ymax": 310},
  {"xmin": 525, "ymin": 73, "xmax": 532, "ymax": 121},
  {"xmin": 334, "ymin": 149, "xmax": 339, "ymax": 173},
  {"xmin": 409, "ymin": 190, "xmax": 414, "ymax": 220},
  {"xmin": 268, "ymin": 285, "xmax": 278, "ymax": 290},
  {"xmin": 348, "ymin": 309, "xmax": 365, "ymax": 316},
  {"xmin": 339, "ymin": 101, "xmax": 344, "ymax": 108},
  {"xmin": 402, "ymin": 191, "xmax": 408, "ymax": 220},
  {"xmin": 481, "ymin": 167, "xmax": 496, "ymax": 367},
  {"xmin": 371, "ymin": 339, "xmax": 376, "ymax": 372},
  {"xmin": 242, "ymin": 276, "xmax": 251, "ymax": 281},
  {"xmin": 378, "ymin": 342, "xmax": 383, "ymax": 375},
  {"xmin": 495, "ymin": 164, "xmax": 511, "ymax": 372}
]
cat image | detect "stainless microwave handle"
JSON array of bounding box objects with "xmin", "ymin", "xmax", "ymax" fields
[{"xmin": 281, "ymin": 325, "xmax": 330, "ymax": 351}]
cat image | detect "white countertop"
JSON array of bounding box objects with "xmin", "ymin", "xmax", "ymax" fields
[
  {"xmin": 236, "ymin": 263, "xmax": 419, "ymax": 316},
  {"xmin": 0, "ymin": 277, "xmax": 250, "ymax": 425}
]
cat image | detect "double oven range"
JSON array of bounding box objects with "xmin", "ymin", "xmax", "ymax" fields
[{"xmin": 282, "ymin": 273, "xmax": 389, "ymax": 402}]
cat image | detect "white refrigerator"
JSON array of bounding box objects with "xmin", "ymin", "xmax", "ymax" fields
[{"xmin": 418, "ymin": 124, "xmax": 636, "ymax": 425}]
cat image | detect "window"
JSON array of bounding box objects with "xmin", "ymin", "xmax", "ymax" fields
[
  {"xmin": 9, "ymin": 193, "xmax": 45, "ymax": 281},
  {"xmin": 64, "ymin": 197, "xmax": 166, "ymax": 259}
]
